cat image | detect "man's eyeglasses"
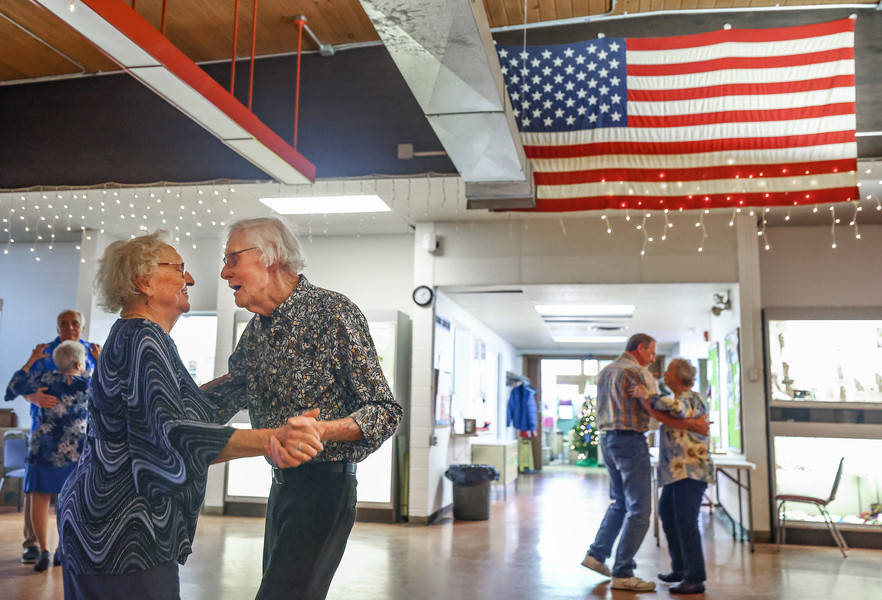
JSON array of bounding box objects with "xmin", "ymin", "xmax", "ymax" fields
[
  {"xmin": 157, "ymin": 262, "xmax": 186, "ymax": 276},
  {"xmin": 223, "ymin": 247, "xmax": 258, "ymax": 267}
]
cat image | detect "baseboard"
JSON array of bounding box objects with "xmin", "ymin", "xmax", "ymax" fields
[{"xmin": 408, "ymin": 503, "xmax": 452, "ymax": 526}]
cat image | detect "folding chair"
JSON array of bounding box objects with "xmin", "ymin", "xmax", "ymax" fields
[{"xmin": 775, "ymin": 457, "xmax": 848, "ymax": 558}]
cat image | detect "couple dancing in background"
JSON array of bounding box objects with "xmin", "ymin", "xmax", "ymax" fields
[
  {"xmin": 57, "ymin": 217, "xmax": 402, "ymax": 600},
  {"xmin": 581, "ymin": 334, "xmax": 714, "ymax": 595}
]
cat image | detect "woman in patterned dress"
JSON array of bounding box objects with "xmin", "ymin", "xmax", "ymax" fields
[
  {"xmin": 57, "ymin": 231, "xmax": 324, "ymax": 600},
  {"xmin": 634, "ymin": 358, "xmax": 714, "ymax": 595},
  {"xmin": 8, "ymin": 340, "xmax": 90, "ymax": 571}
]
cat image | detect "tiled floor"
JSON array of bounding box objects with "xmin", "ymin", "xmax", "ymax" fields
[{"xmin": 1, "ymin": 464, "xmax": 879, "ymax": 599}]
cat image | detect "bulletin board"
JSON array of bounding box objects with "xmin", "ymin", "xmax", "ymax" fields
[
  {"xmin": 706, "ymin": 342, "xmax": 722, "ymax": 451},
  {"xmin": 725, "ymin": 328, "xmax": 742, "ymax": 453}
]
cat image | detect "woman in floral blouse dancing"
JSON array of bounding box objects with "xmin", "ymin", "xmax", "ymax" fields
[{"xmin": 634, "ymin": 358, "xmax": 714, "ymax": 595}]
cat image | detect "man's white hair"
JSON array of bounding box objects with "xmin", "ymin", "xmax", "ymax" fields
[{"xmin": 228, "ymin": 218, "xmax": 306, "ymax": 275}]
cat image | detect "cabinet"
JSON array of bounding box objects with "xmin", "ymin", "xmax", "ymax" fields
[
  {"xmin": 771, "ymin": 428, "xmax": 882, "ymax": 532},
  {"xmin": 765, "ymin": 308, "xmax": 882, "ymax": 546},
  {"xmin": 471, "ymin": 440, "xmax": 518, "ymax": 486}
]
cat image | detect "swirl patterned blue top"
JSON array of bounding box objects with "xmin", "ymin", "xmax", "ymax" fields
[{"xmin": 57, "ymin": 319, "xmax": 235, "ymax": 575}]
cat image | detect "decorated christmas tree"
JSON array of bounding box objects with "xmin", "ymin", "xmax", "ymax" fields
[{"xmin": 570, "ymin": 396, "xmax": 599, "ymax": 466}]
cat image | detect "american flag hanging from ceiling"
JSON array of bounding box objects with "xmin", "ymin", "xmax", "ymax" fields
[{"xmin": 496, "ymin": 18, "xmax": 858, "ymax": 212}]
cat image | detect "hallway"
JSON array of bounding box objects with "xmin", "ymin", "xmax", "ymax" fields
[{"xmin": 1, "ymin": 465, "xmax": 879, "ymax": 599}]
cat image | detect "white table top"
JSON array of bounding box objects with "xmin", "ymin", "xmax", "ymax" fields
[{"xmin": 649, "ymin": 447, "xmax": 756, "ymax": 470}]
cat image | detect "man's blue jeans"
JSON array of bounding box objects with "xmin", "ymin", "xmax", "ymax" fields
[{"xmin": 587, "ymin": 431, "xmax": 652, "ymax": 578}]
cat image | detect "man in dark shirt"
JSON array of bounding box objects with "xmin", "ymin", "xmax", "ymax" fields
[{"xmin": 204, "ymin": 217, "xmax": 402, "ymax": 600}]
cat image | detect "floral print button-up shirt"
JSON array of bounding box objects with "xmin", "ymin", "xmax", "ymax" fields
[
  {"xmin": 204, "ymin": 276, "xmax": 402, "ymax": 463},
  {"xmin": 652, "ymin": 389, "xmax": 714, "ymax": 487}
]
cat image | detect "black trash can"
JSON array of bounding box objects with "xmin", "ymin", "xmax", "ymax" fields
[{"xmin": 444, "ymin": 464, "xmax": 500, "ymax": 521}]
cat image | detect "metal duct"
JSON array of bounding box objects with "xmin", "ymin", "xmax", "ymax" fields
[{"xmin": 360, "ymin": 0, "xmax": 534, "ymax": 210}]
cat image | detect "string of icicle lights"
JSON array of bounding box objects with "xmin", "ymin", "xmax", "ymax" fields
[
  {"xmin": 0, "ymin": 183, "xmax": 237, "ymax": 262},
  {"xmin": 1, "ymin": 176, "xmax": 880, "ymax": 262}
]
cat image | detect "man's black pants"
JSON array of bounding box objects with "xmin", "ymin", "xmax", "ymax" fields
[{"xmin": 256, "ymin": 462, "xmax": 357, "ymax": 600}]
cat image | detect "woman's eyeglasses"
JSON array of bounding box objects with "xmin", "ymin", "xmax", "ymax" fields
[
  {"xmin": 157, "ymin": 262, "xmax": 186, "ymax": 276},
  {"xmin": 223, "ymin": 247, "xmax": 258, "ymax": 267}
]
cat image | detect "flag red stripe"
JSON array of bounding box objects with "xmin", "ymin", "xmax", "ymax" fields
[
  {"xmin": 525, "ymin": 187, "xmax": 860, "ymax": 213},
  {"xmin": 629, "ymin": 103, "xmax": 855, "ymax": 128},
  {"xmin": 532, "ymin": 159, "xmax": 855, "ymax": 186},
  {"xmin": 523, "ymin": 130, "xmax": 855, "ymax": 159},
  {"xmin": 628, "ymin": 75, "xmax": 855, "ymax": 101},
  {"xmin": 627, "ymin": 48, "xmax": 852, "ymax": 77},
  {"xmin": 625, "ymin": 18, "xmax": 853, "ymax": 52}
]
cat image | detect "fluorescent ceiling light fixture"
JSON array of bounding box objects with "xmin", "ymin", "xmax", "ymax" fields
[
  {"xmin": 553, "ymin": 336, "xmax": 628, "ymax": 344},
  {"xmin": 535, "ymin": 304, "xmax": 635, "ymax": 318},
  {"xmin": 259, "ymin": 195, "xmax": 391, "ymax": 215}
]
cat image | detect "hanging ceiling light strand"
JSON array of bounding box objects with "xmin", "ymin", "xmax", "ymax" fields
[
  {"xmin": 761, "ymin": 212, "xmax": 770, "ymax": 251},
  {"xmin": 830, "ymin": 206, "xmax": 838, "ymax": 249},
  {"xmin": 697, "ymin": 211, "xmax": 708, "ymax": 253},
  {"xmin": 639, "ymin": 213, "xmax": 652, "ymax": 256},
  {"xmin": 851, "ymin": 200, "xmax": 861, "ymax": 240}
]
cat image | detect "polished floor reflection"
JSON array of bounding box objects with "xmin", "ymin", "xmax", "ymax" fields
[{"xmin": 1, "ymin": 464, "xmax": 880, "ymax": 599}]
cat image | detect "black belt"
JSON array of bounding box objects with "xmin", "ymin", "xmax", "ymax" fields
[
  {"xmin": 271, "ymin": 461, "xmax": 356, "ymax": 485},
  {"xmin": 603, "ymin": 429, "xmax": 643, "ymax": 436}
]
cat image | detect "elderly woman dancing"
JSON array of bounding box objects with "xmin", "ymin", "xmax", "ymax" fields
[
  {"xmin": 634, "ymin": 359, "xmax": 713, "ymax": 595},
  {"xmin": 57, "ymin": 231, "xmax": 323, "ymax": 600}
]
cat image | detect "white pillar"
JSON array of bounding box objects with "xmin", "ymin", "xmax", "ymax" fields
[{"xmin": 734, "ymin": 213, "xmax": 771, "ymax": 538}]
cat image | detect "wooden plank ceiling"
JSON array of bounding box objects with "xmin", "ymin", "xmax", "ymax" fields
[{"xmin": 0, "ymin": 0, "xmax": 871, "ymax": 84}]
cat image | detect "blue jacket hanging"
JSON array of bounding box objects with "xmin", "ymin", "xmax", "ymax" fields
[{"xmin": 507, "ymin": 383, "xmax": 538, "ymax": 432}]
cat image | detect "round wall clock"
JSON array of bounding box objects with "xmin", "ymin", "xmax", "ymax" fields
[{"xmin": 412, "ymin": 285, "xmax": 434, "ymax": 306}]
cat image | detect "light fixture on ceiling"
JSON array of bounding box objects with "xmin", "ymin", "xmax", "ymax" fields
[
  {"xmin": 553, "ymin": 335, "xmax": 629, "ymax": 344},
  {"xmin": 258, "ymin": 195, "xmax": 391, "ymax": 215},
  {"xmin": 535, "ymin": 304, "xmax": 635, "ymax": 318},
  {"xmin": 711, "ymin": 292, "xmax": 732, "ymax": 316}
]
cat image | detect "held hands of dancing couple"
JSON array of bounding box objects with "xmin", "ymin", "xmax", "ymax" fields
[
  {"xmin": 267, "ymin": 408, "xmax": 324, "ymax": 468},
  {"xmin": 202, "ymin": 374, "xmax": 324, "ymax": 468},
  {"xmin": 631, "ymin": 384, "xmax": 711, "ymax": 437}
]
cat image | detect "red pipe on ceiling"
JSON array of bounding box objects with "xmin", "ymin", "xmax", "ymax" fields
[
  {"xmin": 248, "ymin": 0, "xmax": 258, "ymax": 110},
  {"xmin": 293, "ymin": 16, "xmax": 305, "ymax": 151},
  {"xmin": 230, "ymin": 0, "xmax": 240, "ymax": 94}
]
